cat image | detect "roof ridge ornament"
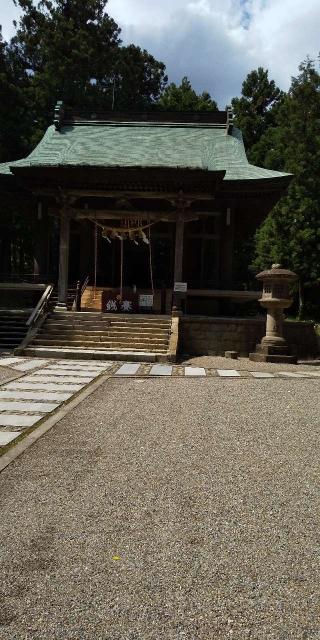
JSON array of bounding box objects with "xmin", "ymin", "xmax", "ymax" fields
[
  {"xmin": 53, "ymin": 101, "xmax": 64, "ymax": 131},
  {"xmin": 226, "ymin": 105, "xmax": 234, "ymax": 135}
]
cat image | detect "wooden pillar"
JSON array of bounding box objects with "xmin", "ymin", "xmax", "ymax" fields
[
  {"xmin": 56, "ymin": 204, "xmax": 70, "ymax": 309},
  {"xmin": 173, "ymin": 217, "xmax": 185, "ymax": 310},
  {"xmin": 79, "ymin": 220, "xmax": 91, "ymax": 278},
  {"xmin": 220, "ymin": 206, "xmax": 235, "ymax": 288},
  {"xmin": 33, "ymin": 214, "xmax": 49, "ymax": 281}
]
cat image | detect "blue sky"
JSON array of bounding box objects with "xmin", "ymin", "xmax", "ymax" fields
[{"xmin": 1, "ymin": 0, "xmax": 320, "ymax": 107}]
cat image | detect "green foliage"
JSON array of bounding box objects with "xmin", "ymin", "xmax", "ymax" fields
[
  {"xmin": 7, "ymin": 0, "xmax": 167, "ymax": 147},
  {"xmin": 232, "ymin": 67, "xmax": 283, "ymax": 164},
  {"xmin": 157, "ymin": 76, "xmax": 218, "ymax": 112},
  {"xmin": 252, "ymin": 58, "xmax": 320, "ymax": 317},
  {"xmin": 0, "ymin": 30, "xmax": 31, "ymax": 161}
]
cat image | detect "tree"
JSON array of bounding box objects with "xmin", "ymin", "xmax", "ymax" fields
[
  {"xmin": 8, "ymin": 0, "xmax": 167, "ymax": 147},
  {"xmin": 157, "ymin": 76, "xmax": 218, "ymax": 111},
  {"xmin": 253, "ymin": 59, "xmax": 320, "ymax": 318},
  {"xmin": 111, "ymin": 44, "xmax": 167, "ymax": 110},
  {"xmin": 0, "ymin": 29, "xmax": 31, "ymax": 161},
  {"xmin": 232, "ymin": 67, "xmax": 283, "ymax": 164}
]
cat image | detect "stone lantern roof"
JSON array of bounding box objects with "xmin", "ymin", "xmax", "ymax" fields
[{"xmin": 256, "ymin": 264, "xmax": 298, "ymax": 283}]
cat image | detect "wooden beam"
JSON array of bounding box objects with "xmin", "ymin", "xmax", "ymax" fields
[
  {"xmin": 36, "ymin": 188, "xmax": 217, "ymax": 201},
  {"xmin": 72, "ymin": 209, "xmax": 202, "ymax": 221}
]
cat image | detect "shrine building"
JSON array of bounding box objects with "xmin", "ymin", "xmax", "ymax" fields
[{"xmin": 2, "ymin": 104, "xmax": 312, "ymax": 361}]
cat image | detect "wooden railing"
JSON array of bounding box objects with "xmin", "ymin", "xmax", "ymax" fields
[{"xmin": 73, "ymin": 275, "xmax": 90, "ymax": 311}]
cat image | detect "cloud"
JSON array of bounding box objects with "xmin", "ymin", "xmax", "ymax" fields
[
  {"xmin": 1, "ymin": 0, "xmax": 320, "ymax": 106},
  {"xmin": 107, "ymin": 0, "xmax": 320, "ymax": 106}
]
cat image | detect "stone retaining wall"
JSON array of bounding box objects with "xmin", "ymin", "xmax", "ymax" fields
[{"xmin": 180, "ymin": 316, "xmax": 319, "ymax": 358}]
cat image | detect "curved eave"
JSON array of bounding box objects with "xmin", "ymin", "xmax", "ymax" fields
[
  {"xmin": 220, "ymin": 173, "xmax": 293, "ymax": 194},
  {"xmin": 11, "ymin": 164, "xmax": 226, "ymax": 184}
]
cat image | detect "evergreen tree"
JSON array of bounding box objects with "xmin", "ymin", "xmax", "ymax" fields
[
  {"xmin": 157, "ymin": 76, "xmax": 218, "ymax": 111},
  {"xmin": 0, "ymin": 29, "xmax": 30, "ymax": 161},
  {"xmin": 9, "ymin": 0, "xmax": 167, "ymax": 147},
  {"xmin": 110, "ymin": 44, "xmax": 167, "ymax": 110},
  {"xmin": 232, "ymin": 67, "xmax": 283, "ymax": 164},
  {"xmin": 253, "ymin": 59, "xmax": 320, "ymax": 318}
]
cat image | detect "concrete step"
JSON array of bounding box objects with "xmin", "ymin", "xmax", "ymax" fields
[
  {"xmin": 46, "ymin": 316, "xmax": 171, "ymax": 328},
  {"xmin": 33, "ymin": 339, "xmax": 167, "ymax": 350},
  {"xmin": 49, "ymin": 312, "xmax": 170, "ymax": 320},
  {"xmin": 22, "ymin": 347, "xmax": 165, "ymax": 362},
  {"xmin": 40, "ymin": 328, "xmax": 170, "ymax": 339},
  {"xmin": 36, "ymin": 332, "xmax": 168, "ymax": 343},
  {"xmin": 0, "ymin": 329, "xmax": 26, "ymax": 335}
]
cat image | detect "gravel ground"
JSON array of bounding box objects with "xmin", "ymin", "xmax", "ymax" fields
[
  {"xmin": 0, "ymin": 377, "xmax": 320, "ymax": 639},
  {"xmin": 181, "ymin": 354, "xmax": 320, "ymax": 373}
]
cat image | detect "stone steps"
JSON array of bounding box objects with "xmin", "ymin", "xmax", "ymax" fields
[
  {"xmin": 0, "ymin": 310, "xmax": 29, "ymax": 352},
  {"xmin": 36, "ymin": 334, "xmax": 169, "ymax": 344},
  {"xmin": 22, "ymin": 347, "xmax": 163, "ymax": 362},
  {"xmin": 33, "ymin": 339, "xmax": 167, "ymax": 351},
  {"xmin": 39, "ymin": 326, "xmax": 170, "ymax": 340},
  {"xmin": 24, "ymin": 310, "xmax": 173, "ymax": 361}
]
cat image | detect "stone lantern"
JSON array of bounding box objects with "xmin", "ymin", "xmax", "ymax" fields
[{"xmin": 249, "ymin": 264, "xmax": 298, "ymax": 363}]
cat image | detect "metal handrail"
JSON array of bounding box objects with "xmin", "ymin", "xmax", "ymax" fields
[{"xmin": 26, "ymin": 284, "xmax": 54, "ymax": 327}]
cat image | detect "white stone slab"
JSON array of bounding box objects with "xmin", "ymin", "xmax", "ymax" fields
[
  {"xmin": 33, "ymin": 369, "xmax": 100, "ymax": 378},
  {"xmin": 217, "ymin": 369, "xmax": 241, "ymax": 377},
  {"xmin": 5, "ymin": 382, "xmax": 83, "ymax": 392},
  {"xmin": 55, "ymin": 361, "xmax": 111, "ymax": 368},
  {"xmin": 115, "ymin": 363, "xmax": 141, "ymax": 375},
  {"xmin": 150, "ymin": 365, "xmax": 172, "ymax": 376},
  {"xmin": 0, "ymin": 414, "xmax": 42, "ymax": 427},
  {"xmin": 0, "ymin": 431, "xmax": 21, "ymax": 446},
  {"xmin": 0, "ymin": 390, "xmax": 71, "ymax": 401},
  {"xmin": 18, "ymin": 375, "xmax": 92, "ymax": 384},
  {"xmin": 0, "ymin": 357, "xmax": 26, "ymax": 366},
  {"xmin": 250, "ymin": 372, "xmax": 275, "ymax": 378},
  {"xmin": 277, "ymin": 372, "xmax": 306, "ymax": 378},
  {"xmin": 0, "ymin": 401, "xmax": 59, "ymax": 413},
  {"xmin": 14, "ymin": 359, "xmax": 49, "ymax": 371},
  {"xmin": 184, "ymin": 367, "xmax": 206, "ymax": 376},
  {"xmin": 299, "ymin": 371, "xmax": 320, "ymax": 377}
]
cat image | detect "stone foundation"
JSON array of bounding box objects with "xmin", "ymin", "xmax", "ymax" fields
[{"xmin": 179, "ymin": 316, "xmax": 319, "ymax": 358}]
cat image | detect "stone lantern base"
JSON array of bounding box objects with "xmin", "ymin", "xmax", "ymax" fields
[{"xmin": 249, "ymin": 343, "xmax": 297, "ymax": 364}]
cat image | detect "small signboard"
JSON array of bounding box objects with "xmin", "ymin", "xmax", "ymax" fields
[
  {"xmin": 102, "ymin": 290, "xmax": 138, "ymax": 313},
  {"xmin": 139, "ymin": 294, "xmax": 154, "ymax": 308},
  {"xmin": 174, "ymin": 282, "xmax": 187, "ymax": 293}
]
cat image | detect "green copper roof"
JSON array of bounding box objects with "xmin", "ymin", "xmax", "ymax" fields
[{"xmin": 0, "ymin": 121, "xmax": 290, "ymax": 182}]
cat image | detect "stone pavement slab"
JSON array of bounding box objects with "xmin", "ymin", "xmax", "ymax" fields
[
  {"xmin": 0, "ymin": 401, "xmax": 59, "ymax": 413},
  {"xmin": 0, "ymin": 431, "xmax": 20, "ymax": 446},
  {"xmin": 33, "ymin": 369, "xmax": 101, "ymax": 378},
  {"xmin": 217, "ymin": 369, "xmax": 241, "ymax": 377},
  {"xmin": 0, "ymin": 413, "xmax": 42, "ymax": 427},
  {"xmin": 184, "ymin": 366, "xmax": 206, "ymax": 376},
  {"xmin": 5, "ymin": 381, "xmax": 84, "ymax": 392},
  {"xmin": 0, "ymin": 389, "xmax": 72, "ymax": 401},
  {"xmin": 13, "ymin": 359, "xmax": 50, "ymax": 371},
  {"xmin": 278, "ymin": 372, "xmax": 307, "ymax": 378},
  {"xmin": 0, "ymin": 357, "xmax": 26, "ymax": 366},
  {"xmin": 115, "ymin": 363, "xmax": 141, "ymax": 375},
  {"xmin": 250, "ymin": 371, "xmax": 275, "ymax": 378},
  {"xmin": 150, "ymin": 364, "xmax": 173, "ymax": 376},
  {"xmin": 21, "ymin": 375, "xmax": 93, "ymax": 384}
]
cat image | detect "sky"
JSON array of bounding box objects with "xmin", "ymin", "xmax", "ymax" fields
[{"xmin": 1, "ymin": 0, "xmax": 320, "ymax": 107}]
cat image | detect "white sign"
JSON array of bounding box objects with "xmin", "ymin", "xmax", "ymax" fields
[
  {"xmin": 139, "ymin": 294, "xmax": 154, "ymax": 307},
  {"xmin": 174, "ymin": 282, "xmax": 187, "ymax": 293}
]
